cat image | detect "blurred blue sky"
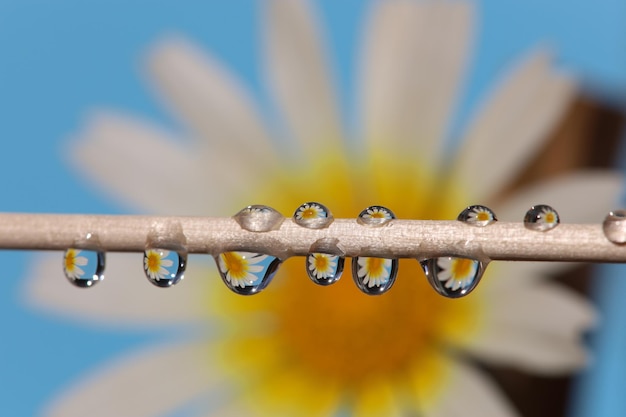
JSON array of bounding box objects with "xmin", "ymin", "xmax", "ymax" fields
[{"xmin": 0, "ymin": 1, "xmax": 624, "ymax": 416}]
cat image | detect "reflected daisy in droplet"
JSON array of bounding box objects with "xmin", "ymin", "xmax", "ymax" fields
[
  {"xmin": 524, "ymin": 204, "xmax": 560, "ymax": 231},
  {"xmin": 362, "ymin": 206, "xmax": 393, "ymax": 221},
  {"xmin": 143, "ymin": 249, "xmax": 173, "ymax": 281},
  {"xmin": 63, "ymin": 249, "xmax": 88, "ymax": 280},
  {"xmin": 437, "ymin": 257, "xmax": 479, "ymax": 291},
  {"xmin": 357, "ymin": 257, "xmax": 392, "ymax": 288},
  {"xmin": 25, "ymin": 1, "xmax": 622, "ymax": 417},
  {"xmin": 308, "ymin": 253, "xmax": 338, "ymax": 279},
  {"xmin": 295, "ymin": 203, "xmax": 326, "ymax": 221},
  {"xmin": 218, "ymin": 252, "xmax": 267, "ymax": 288},
  {"xmin": 460, "ymin": 205, "xmax": 496, "ymax": 226}
]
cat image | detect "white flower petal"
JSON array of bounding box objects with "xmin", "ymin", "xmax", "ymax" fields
[
  {"xmin": 463, "ymin": 282, "xmax": 594, "ymax": 374},
  {"xmin": 453, "ymin": 49, "xmax": 576, "ymax": 201},
  {"xmin": 263, "ymin": 0, "xmax": 343, "ymax": 156},
  {"xmin": 146, "ymin": 37, "xmax": 278, "ymax": 166},
  {"xmin": 428, "ymin": 360, "xmax": 520, "ymax": 417},
  {"xmin": 69, "ymin": 112, "xmax": 228, "ymax": 215},
  {"xmin": 23, "ymin": 253, "xmax": 211, "ymax": 327},
  {"xmin": 359, "ymin": 0, "xmax": 472, "ymax": 168},
  {"xmin": 497, "ymin": 170, "xmax": 623, "ymax": 222},
  {"xmin": 43, "ymin": 342, "xmax": 216, "ymax": 417}
]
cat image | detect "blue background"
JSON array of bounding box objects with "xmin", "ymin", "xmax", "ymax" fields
[{"xmin": 0, "ymin": 1, "xmax": 624, "ymax": 416}]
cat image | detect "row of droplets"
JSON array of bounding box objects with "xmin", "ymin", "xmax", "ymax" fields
[{"xmin": 61, "ymin": 202, "xmax": 563, "ymax": 299}]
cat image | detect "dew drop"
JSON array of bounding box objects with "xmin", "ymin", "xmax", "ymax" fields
[
  {"xmin": 215, "ymin": 251, "xmax": 281, "ymax": 295},
  {"xmin": 143, "ymin": 248, "xmax": 186, "ymax": 287},
  {"xmin": 306, "ymin": 253, "xmax": 344, "ymax": 286},
  {"xmin": 233, "ymin": 205, "xmax": 284, "ymax": 232},
  {"xmin": 356, "ymin": 205, "xmax": 395, "ymax": 227},
  {"xmin": 63, "ymin": 248, "xmax": 105, "ymax": 288},
  {"xmin": 603, "ymin": 209, "xmax": 626, "ymax": 244},
  {"xmin": 352, "ymin": 205, "xmax": 398, "ymax": 294},
  {"xmin": 420, "ymin": 256, "xmax": 486, "ymax": 298},
  {"xmin": 351, "ymin": 256, "xmax": 399, "ymax": 295},
  {"xmin": 524, "ymin": 204, "xmax": 560, "ymax": 231},
  {"xmin": 457, "ymin": 205, "xmax": 497, "ymax": 226},
  {"xmin": 293, "ymin": 202, "xmax": 333, "ymax": 229}
]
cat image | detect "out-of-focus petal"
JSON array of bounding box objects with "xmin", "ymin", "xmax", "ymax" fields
[
  {"xmin": 263, "ymin": 0, "xmax": 343, "ymax": 158},
  {"xmin": 146, "ymin": 37, "xmax": 278, "ymax": 167},
  {"xmin": 43, "ymin": 342, "xmax": 215, "ymax": 417},
  {"xmin": 452, "ymin": 50, "xmax": 576, "ymax": 201},
  {"xmin": 427, "ymin": 360, "xmax": 520, "ymax": 417},
  {"xmin": 359, "ymin": 0, "xmax": 473, "ymax": 170},
  {"xmin": 496, "ymin": 170, "xmax": 623, "ymax": 222},
  {"xmin": 69, "ymin": 112, "xmax": 244, "ymax": 215},
  {"xmin": 23, "ymin": 253, "xmax": 211, "ymax": 327},
  {"xmin": 246, "ymin": 367, "xmax": 342, "ymax": 417},
  {"xmin": 353, "ymin": 379, "xmax": 403, "ymax": 417},
  {"xmin": 463, "ymin": 282, "xmax": 593, "ymax": 374}
]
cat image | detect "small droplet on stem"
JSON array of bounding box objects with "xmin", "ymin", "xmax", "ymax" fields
[
  {"xmin": 524, "ymin": 204, "xmax": 560, "ymax": 231},
  {"xmin": 215, "ymin": 251, "xmax": 281, "ymax": 295},
  {"xmin": 420, "ymin": 256, "xmax": 486, "ymax": 298},
  {"xmin": 143, "ymin": 248, "xmax": 186, "ymax": 287},
  {"xmin": 63, "ymin": 248, "xmax": 105, "ymax": 288},
  {"xmin": 457, "ymin": 205, "xmax": 497, "ymax": 226},
  {"xmin": 306, "ymin": 253, "xmax": 344, "ymax": 286},
  {"xmin": 293, "ymin": 202, "xmax": 333, "ymax": 229},
  {"xmin": 233, "ymin": 205, "xmax": 284, "ymax": 232},
  {"xmin": 603, "ymin": 209, "xmax": 626, "ymax": 244}
]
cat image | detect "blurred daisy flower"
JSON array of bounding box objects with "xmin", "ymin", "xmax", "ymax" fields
[{"xmin": 25, "ymin": 0, "xmax": 622, "ymax": 416}]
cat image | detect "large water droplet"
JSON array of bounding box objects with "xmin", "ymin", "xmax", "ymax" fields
[
  {"xmin": 143, "ymin": 248, "xmax": 186, "ymax": 287},
  {"xmin": 293, "ymin": 202, "xmax": 333, "ymax": 229},
  {"xmin": 63, "ymin": 248, "xmax": 105, "ymax": 288},
  {"xmin": 351, "ymin": 256, "xmax": 398, "ymax": 295},
  {"xmin": 524, "ymin": 204, "xmax": 560, "ymax": 231},
  {"xmin": 216, "ymin": 251, "xmax": 281, "ymax": 295},
  {"xmin": 356, "ymin": 205, "xmax": 395, "ymax": 227},
  {"xmin": 603, "ymin": 209, "xmax": 626, "ymax": 244},
  {"xmin": 233, "ymin": 205, "xmax": 284, "ymax": 232},
  {"xmin": 306, "ymin": 253, "xmax": 344, "ymax": 286},
  {"xmin": 420, "ymin": 257, "xmax": 485, "ymax": 298},
  {"xmin": 457, "ymin": 205, "xmax": 497, "ymax": 226}
]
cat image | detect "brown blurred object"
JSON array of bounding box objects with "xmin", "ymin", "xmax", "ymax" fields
[{"xmin": 487, "ymin": 91, "xmax": 626, "ymax": 417}]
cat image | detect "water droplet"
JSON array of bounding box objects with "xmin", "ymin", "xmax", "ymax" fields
[
  {"xmin": 143, "ymin": 248, "xmax": 186, "ymax": 287},
  {"xmin": 233, "ymin": 205, "xmax": 284, "ymax": 232},
  {"xmin": 293, "ymin": 202, "xmax": 333, "ymax": 229},
  {"xmin": 216, "ymin": 251, "xmax": 281, "ymax": 295},
  {"xmin": 356, "ymin": 205, "xmax": 395, "ymax": 227},
  {"xmin": 524, "ymin": 204, "xmax": 560, "ymax": 231},
  {"xmin": 420, "ymin": 257, "xmax": 485, "ymax": 298},
  {"xmin": 306, "ymin": 253, "xmax": 344, "ymax": 285},
  {"xmin": 63, "ymin": 248, "xmax": 105, "ymax": 288},
  {"xmin": 457, "ymin": 205, "xmax": 497, "ymax": 226},
  {"xmin": 351, "ymin": 256, "xmax": 398, "ymax": 295},
  {"xmin": 603, "ymin": 209, "xmax": 626, "ymax": 244}
]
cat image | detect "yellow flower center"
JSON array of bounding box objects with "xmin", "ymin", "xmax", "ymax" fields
[
  {"xmin": 313, "ymin": 254, "xmax": 329, "ymax": 271},
  {"xmin": 146, "ymin": 252, "xmax": 161, "ymax": 273},
  {"xmin": 64, "ymin": 250, "xmax": 76, "ymax": 271},
  {"xmin": 363, "ymin": 257, "xmax": 385, "ymax": 278},
  {"xmin": 476, "ymin": 211, "xmax": 490, "ymax": 222},
  {"xmin": 301, "ymin": 208, "xmax": 317, "ymax": 219},
  {"xmin": 451, "ymin": 258, "xmax": 474, "ymax": 280},
  {"xmin": 210, "ymin": 154, "xmax": 485, "ymax": 409},
  {"xmin": 370, "ymin": 211, "xmax": 386, "ymax": 219},
  {"xmin": 221, "ymin": 252, "xmax": 251, "ymax": 279},
  {"xmin": 545, "ymin": 212, "xmax": 555, "ymax": 223}
]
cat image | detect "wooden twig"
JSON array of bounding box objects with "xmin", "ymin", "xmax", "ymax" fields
[{"xmin": 0, "ymin": 213, "xmax": 624, "ymax": 263}]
